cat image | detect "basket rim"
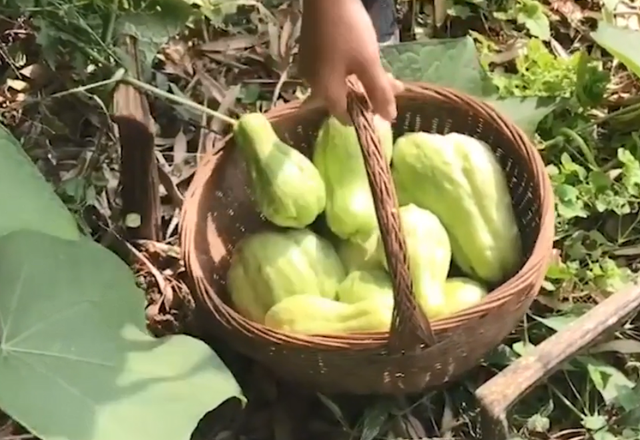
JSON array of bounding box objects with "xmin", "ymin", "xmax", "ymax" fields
[{"xmin": 180, "ymin": 82, "xmax": 555, "ymax": 350}]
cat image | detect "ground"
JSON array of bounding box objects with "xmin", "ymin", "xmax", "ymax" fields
[{"xmin": 1, "ymin": 0, "xmax": 640, "ymax": 439}]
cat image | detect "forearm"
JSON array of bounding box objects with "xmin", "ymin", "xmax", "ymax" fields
[{"xmin": 303, "ymin": 0, "xmax": 398, "ymax": 44}]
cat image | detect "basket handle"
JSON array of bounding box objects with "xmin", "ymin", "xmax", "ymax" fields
[{"xmin": 345, "ymin": 77, "xmax": 436, "ymax": 352}]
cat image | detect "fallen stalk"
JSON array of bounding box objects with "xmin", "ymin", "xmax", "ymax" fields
[{"xmin": 122, "ymin": 75, "xmax": 238, "ymax": 127}]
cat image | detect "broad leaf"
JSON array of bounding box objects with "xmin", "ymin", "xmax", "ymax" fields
[
  {"xmin": 580, "ymin": 356, "xmax": 635, "ymax": 404},
  {"xmin": 487, "ymin": 96, "xmax": 561, "ymax": 138},
  {"xmin": 381, "ymin": 37, "xmax": 497, "ymax": 97},
  {"xmin": 530, "ymin": 313, "xmax": 578, "ymax": 331},
  {"xmin": 380, "ymin": 39, "xmax": 557, "ymax": 138},
  {"xmin": 592, "ymin": 21, "xmax": 640, "ymax": 79},
  {"xmin": 0, "ymin": 230, "xmax": 242, "ymax": 440},
  {"xmin": 0, "ymin": 125, "xmax": 80, "ymax": 240}
]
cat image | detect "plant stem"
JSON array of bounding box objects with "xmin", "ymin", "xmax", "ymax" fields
[
  {"xmin": 543, "ymin": 101, "xmax": 640, "ymax": 148},
  {"xmin": 102, "ymin": 0, "xmax": 119, "ymax": 44},
  {"xmin": 559, "ymin": 128, "xmax": 598, "ymax": 169},
  {"xmin": 122, "ymin": 75, "xmax": 238, "ymax": 127}
]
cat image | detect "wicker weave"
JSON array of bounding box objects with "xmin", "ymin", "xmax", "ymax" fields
[{"xmin": 180, "ymin": 81, "xmax": 555, "ymax": 394}]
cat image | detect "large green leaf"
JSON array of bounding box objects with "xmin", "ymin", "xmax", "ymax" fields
[
  {"xmin": 381, "ymin": 37, "xmax": 497, "ymax": 97},
  {"xmin": 380, "ymin": 38, "xmax": 558, "ymax": 137},
  {"xmin": 487, "ymin": 96, "xmax": 561, "ymax": 139},
  {"xmin": 0, "ymin": 230, "xmax": 242, "ymax": 440},
  {"xmin": 115, "ymin": 0, "xmax": 194, "ymax": 81},
  {"xmin": 591, "ymin": 21, "xmax": 640, "ymax": 79},
  {"xmin": 0, "ymin": 126, "xmax": 79, "ymax": 240}
]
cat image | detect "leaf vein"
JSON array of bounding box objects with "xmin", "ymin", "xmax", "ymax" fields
[
  {"xmin": 5, "ymin": 300, "xmax": 97, "ymax": 348},
  {"xmin": 2, "ymin": 265, "xmax": 27, "ymax": 347},
  {"xmin": 9, "ymin": 347, "xmax": 118, "ymax": 368}
]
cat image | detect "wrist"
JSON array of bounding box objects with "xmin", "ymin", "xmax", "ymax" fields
[{"xmin": 303, "ymin": 0, "xmax": 360, "ymax": 11}]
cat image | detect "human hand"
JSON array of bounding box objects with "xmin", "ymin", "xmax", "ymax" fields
[{"xmin": 298, "ymin": 0, "xmax": 403, "ymax": 125}]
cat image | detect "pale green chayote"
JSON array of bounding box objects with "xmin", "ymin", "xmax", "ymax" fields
[
  {"xmin": 392, "ymin": 132, "xmax": 522, "ymax": 284},
  {"xmin": 312, "ymin": 115, "xmax": 393, "ymax": 243},
  {"xmin": 227, "ymin": 229, "xmax": 346, "ymax": 324},
  {"xmin": 372, "ymin": 204, "xmax": 452, "ymax": 319},
  {"xmin": 233, "ymin": 112, "xmax": 326, "ymax": 228}
]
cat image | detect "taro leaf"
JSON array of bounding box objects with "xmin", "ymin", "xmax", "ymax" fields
[
  {"xmin": 486, "ymin": 96, "xmax": 561, "ymax": 139},
  {"xmin": 0, "ymin": 230, "xmax": 242, "ymax": 440},
  {"xmin": 380, "ymin": 39, "xmax": 559, "ymax": 138},
  {"xmin": 591, "ymin": 21, "xmax": 640, "ymax": 79},
  {"xmin": 380, "ymin": 37, "xmax": 497, "ymax": 97},
  {"xmin": 0, "ymin": 125, "xmax": 80, "ymax": 240}
]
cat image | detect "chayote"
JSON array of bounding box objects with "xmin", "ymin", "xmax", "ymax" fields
[
  {"xmin": 443, "ymin": 277, "xmax": 488, "ymax": 316},
  {"xmin": 337, "ymin": 269, "xmax": 394, "ymax": 304},
  {"xmin": 233, "ymin": 112, "xmax": 326, "ymax": 228},
  {"xmin": 227, "ymin": 229, "xmax": 346, "ymax": 324},
  {"xmin": 372, "ymin": 204, "xmax": 452, "ymax": 319},
  {"xmin": 312, "ymin": 115, "xmax": 394, "ymax": 242},
  {"xmin": 392, "ymin": 132, "xmax": 522, "ymax": 284},
  {"xmin": 264, "ymin": 294, "xmax": 394, "ymax": 335},
  {"xmin": 336, "ymin": 232, "xmax": 382, "ymax": 273}
]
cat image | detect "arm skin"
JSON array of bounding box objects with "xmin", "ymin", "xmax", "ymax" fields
[{"xmin": 298, "ymin": 0, "xmax": 403, "ymax": 124}]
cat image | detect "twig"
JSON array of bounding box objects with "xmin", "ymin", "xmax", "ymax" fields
[
  {"xmin": 48, "ymin": 68, "xmax": 125, "ymax": 99},
  {"xmin": 122, "ymin": 75, "xmax": 238, "ymax": 127},
  {"xmin": 155, "ymin": 151, "xmax": 185, "ymax": 209},
  {"xmin": 271, "ymin": 65, "xmax": 290, "ymax": 109}
]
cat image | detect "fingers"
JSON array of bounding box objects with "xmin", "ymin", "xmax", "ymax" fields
[
  {"xmin": 356, "ymin": 63, "xmax": 401, "ymax": 123},
  {"xmin": 388, "ymin": 73, "xmax": 405, "ymax": 95},
  {"xmin": 302, "ymin": 71, "xmax": 403, "ymax": 127}
]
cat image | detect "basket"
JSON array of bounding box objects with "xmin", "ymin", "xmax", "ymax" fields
[{"xmin": 180, "ymin": 81, "xmax": 555, "ymax": 395}]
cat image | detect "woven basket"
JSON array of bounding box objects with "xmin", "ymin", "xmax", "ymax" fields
[{"xmin": 180, "ymin": 81, "xmax": 555, "ymax": 395}]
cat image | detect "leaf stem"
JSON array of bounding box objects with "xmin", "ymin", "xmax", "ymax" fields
[{"xmin": 122, "ymin": 76, "xmax": 238, "ymax": 127}]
